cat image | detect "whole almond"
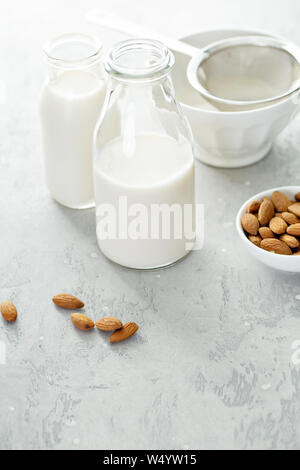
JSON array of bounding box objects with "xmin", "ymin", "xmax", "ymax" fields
[
  {"xmin": 53, "ymin": 294, "xmax": 84, "ymax": 309},
  {"xmin": 288, "ymin": 204, "xmax": 300, "ymax": 218},
  {"xmin": 70, "ymin": 313, "xmax": 94, "ymax": 331},
  {"xmin": 295, "ymin": 192, "xmax": 300, "ymax": 202},
  {"xmin": 96, "ymin": 317, "xmax": 123, "ymax": 331},
  {"xmin": 258, "ymin": 199, "xmax": 274, "ymax": 226},
  {"xmin": 281, "ymin": 212, "xmax": 299, "ymax": 225},
  {"xmin": 248, "ymin": 200, "xmax": 261, "ymax": 214},
  {"xmin": 110, "ymin": 322, "xmax": 139, "ymax": 343},
  {"xmin": 261, "ymin": 238, "xmax": 292, "ymax": 255},
  {"xmin": 287, "ymin": 223, "xmax": 300, "ymax": 236},
  {"xmin": 248, "ymin": 235, "xmax": 262, "ymax": 247},
  {"xmin": 280, "ymin": 234, "xmax": 300, "ymax": 249},
  {"xmin": 272, "ymin": 191, "xmax": 290, "ymax": 212},
  {"xmin": 241, "ymin": 213, "xmax": 259, "ymax": 235},
  {"xmin": 259, "ymin": 227, "xmax": 275, "ymax": 239},
  {"xmin": 1, "ymin": 301, "xmax": 18, "ymax": 322},
  {"xmin": 269, "ymin": 217, "xmax": 287, "ymax": 235}
]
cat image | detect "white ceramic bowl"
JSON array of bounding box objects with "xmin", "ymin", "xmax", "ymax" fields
[
  {"xmin": 236, "ymin": 186, "xmax": 300, "ymax": 272},
  {"xmin": 172, "ymin": 30, "xmax": 300, "ymax": 168}
]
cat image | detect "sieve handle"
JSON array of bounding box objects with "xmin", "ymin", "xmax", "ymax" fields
[{"xmin": 85, "ymin": 9, "xmax": 200, "ymax": 58}]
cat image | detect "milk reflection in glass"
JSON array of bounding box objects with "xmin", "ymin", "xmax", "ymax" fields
[{"xmin": 40, "ymin": 34, "xmax": 106, "ymax": 209}]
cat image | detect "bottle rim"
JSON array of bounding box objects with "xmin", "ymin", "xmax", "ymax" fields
[
  {"xmin": 43, "ymin": 33, "xmax": 103, "ymax": 68},
  {"xmin": 105, "ymin": 39, "xmax": 174, "ymax": 80}
]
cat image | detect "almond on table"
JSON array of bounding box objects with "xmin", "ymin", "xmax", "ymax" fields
[
  {"xmin": 70, "ymin": 314, "xmax": 95, "ymax": 331},
  {"xmin": 96, "ymin": 317, "xmax": 123, "ymax": 331},
  {"xmin": 1, "ymin": 301, "xmax": 18, "ymax": 322},
  {"xmin": 110, "ymin": 322, "xmax": 139, "ymax": 343},
  {"xmin": 53, "ymin": 294, "xmax": 84, "ymax": 309}
]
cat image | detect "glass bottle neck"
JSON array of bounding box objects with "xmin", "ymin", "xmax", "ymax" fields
[
  {"xmin": 105, "ymin": 39, "xmax": 174, "ymax": 83},
  {"xmin": 44, "ymin": 33, "xmax": 103, "ymax": 78}
]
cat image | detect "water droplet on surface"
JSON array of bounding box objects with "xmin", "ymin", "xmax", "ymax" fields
[{"xmin": 90, "ymin": 252, "xmax": 98, "ymax": 259}]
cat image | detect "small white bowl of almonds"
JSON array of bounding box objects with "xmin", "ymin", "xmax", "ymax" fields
[{"xmin": 236, "ymin": 186, "xmax": 300, "ymax": 272}]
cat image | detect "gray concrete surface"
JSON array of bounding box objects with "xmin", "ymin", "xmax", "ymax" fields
[{"xmin": 1, "ymin": 0, "xmax": 300, "ymax": 450}]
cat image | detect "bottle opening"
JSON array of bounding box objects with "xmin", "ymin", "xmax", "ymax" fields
[
  {"xmin": 105, "ymin": 39, "xmax": 174, "ymax": 79},
  {"xmin": 44, "ymin": 33, "xmax": 102, "ymax": 68}
]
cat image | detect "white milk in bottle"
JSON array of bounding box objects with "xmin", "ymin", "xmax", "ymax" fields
[{"xmin": 40, "ymin": 34, "xmax": 106, "ymax": 209}]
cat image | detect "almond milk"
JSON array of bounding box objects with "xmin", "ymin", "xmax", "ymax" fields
[
  {"xmin": 94, "ymin": 134, "xmax": 195, "ymax": 269},
  {"xmin": 40, "ymin": 69, "xmax": 106, "ymax": 209}
]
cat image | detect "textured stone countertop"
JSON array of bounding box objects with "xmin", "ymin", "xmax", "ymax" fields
[{"xmin": 1, "ymin": 0, "xmax": 300, "ymax": 450}]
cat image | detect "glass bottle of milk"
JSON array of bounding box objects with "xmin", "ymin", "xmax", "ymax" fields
[
  {"xmin": 94, "ymin": 39, "xmax": 195, "ymax": 269},
  {"xmin": 40, "ymin": 33, "xmax": 106, "ymax": 209}
]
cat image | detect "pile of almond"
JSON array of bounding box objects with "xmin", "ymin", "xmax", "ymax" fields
[
  {"xmin": 242, "ymin": 190, "xmax": 300, "ymax": 255},
  {"xmin": 53, "ymin": 294, "xmax": 139, "ymax": 343}
]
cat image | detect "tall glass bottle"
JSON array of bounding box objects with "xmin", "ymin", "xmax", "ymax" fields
[
  {"xmin": 40, "ymin": 33, "xmax": 106, "ymax": 209},
  {"xmin": 94, "ymin": 39, "xmax": 195, "ymax": 269}
]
